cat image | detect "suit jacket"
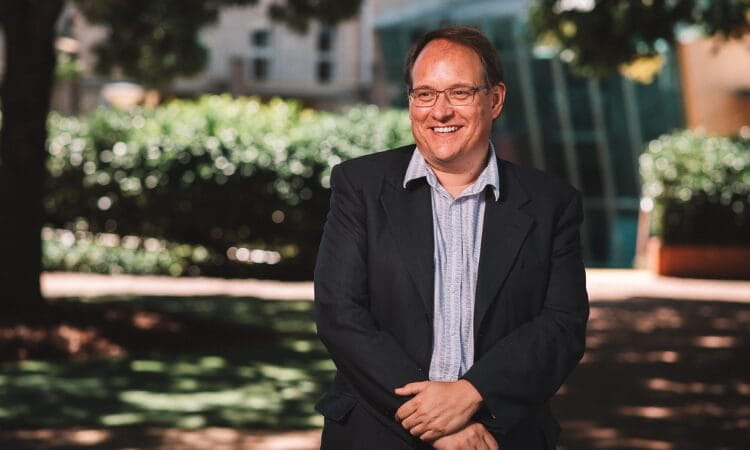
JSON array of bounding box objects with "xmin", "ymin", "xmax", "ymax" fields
[{"xmin": 314, "ymin": 144, "xmax": 589, "ymax": 450}]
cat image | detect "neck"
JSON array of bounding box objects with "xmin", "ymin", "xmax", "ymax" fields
[{"xmin": 427, "ymin": 147, "xmax": 491, "ymax": 190}]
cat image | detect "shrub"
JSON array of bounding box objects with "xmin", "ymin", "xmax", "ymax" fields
[
  {"xmin": 46, "ymin": 96, "xmax": 412, "ymax": 278},
  {"xmin": 639, "ymin": 129, "xmax": 750, "ymax": 245}
]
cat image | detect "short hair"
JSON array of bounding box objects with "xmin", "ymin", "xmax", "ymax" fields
[{"xmin": 403, "ymin": 26, "xmax": 505, "ymax": 89}]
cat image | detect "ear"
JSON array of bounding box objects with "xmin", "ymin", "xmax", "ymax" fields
[{"xmin": 490, "ymin": 83, "xmax": 506, "ymax": 120}]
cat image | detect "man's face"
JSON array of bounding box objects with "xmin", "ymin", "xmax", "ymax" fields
[{"xmin": 408, "ymin": 39, "xmax": 505, "ymax": 173}]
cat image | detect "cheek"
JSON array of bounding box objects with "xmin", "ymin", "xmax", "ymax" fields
[{"xmin": 409, "ymin": 108, "xmax": 427, "ymax": 123}]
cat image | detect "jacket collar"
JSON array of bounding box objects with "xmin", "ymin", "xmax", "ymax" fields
[{"xmin": 380, "ymin": 144, "xmax": 534, "ymax": 331}]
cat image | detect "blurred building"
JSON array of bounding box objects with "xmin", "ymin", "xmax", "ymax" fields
[
  {"xmin": 47, "ymin": 0, "xmax": 377, "ymax": 111},
  {"xmin": 678, "ymin": 33, "xmax": 750, "ymax": 136},
  {"xmin": 174, "ymin": 0, "xmax": 376, "ymax": 110}
]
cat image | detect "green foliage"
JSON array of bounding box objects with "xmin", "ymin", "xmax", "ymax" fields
[
  {"xmin": 528, "ymin": 0, "xmax": 749, "ymax": 79},
  {"xmin": 45, "ymin": 95, "xmax": 412, "ymax": 278},
  {"xmin": 42, "ymin": 227, "xmax": 218, "ymax": 277},
  {"xmin": 640, "ymin": 129, "xmax": 750, "ymax": 244},
  {"xmin": 55, "ymin": 53, "xmax": 82, "ymax": 81},
  {"xmin": 269, "ymin": 0, "xmax": 363, "ymax": 32}
]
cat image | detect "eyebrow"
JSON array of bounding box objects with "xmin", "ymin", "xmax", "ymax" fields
[{"xmin": 411, "ymin": 83, "xmax": 478, "ymax": 90}]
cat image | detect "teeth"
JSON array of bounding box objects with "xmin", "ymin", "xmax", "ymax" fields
[{"xmin": 433, "ymin": 126, "xmax": 458, "ymax": 133}]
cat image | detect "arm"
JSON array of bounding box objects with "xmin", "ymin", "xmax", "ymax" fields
[
  {"xmin": 462, "ymin": 189, "xmax": 589, "ymax": 433},
  {"xmin": 314, "ymin": 164, "xmax": 426, "ymax": 425}
]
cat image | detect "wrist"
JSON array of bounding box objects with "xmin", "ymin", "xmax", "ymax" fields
[{"xmin": 457, "ymin": 379, "xmax": 483, "ymax": 408}]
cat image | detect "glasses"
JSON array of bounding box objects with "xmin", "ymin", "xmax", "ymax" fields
[{"xmin": 408, "ymin": 85, "xmax": 488, "ymax": 107}]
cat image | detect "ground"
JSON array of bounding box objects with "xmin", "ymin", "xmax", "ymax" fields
[{"xmin": 0, "ymin": 270, "xmax": 748, "ymax": 449}]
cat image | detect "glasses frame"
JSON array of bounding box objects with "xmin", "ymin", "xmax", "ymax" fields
[{"xmin": 407, "ymin": 85, "xmax": 489, "ymax": 107}]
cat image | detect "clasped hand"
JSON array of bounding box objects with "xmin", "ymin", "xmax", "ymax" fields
[{"xmin": 394, "ymin": 379, "xmax": 483, "ymax": 442}]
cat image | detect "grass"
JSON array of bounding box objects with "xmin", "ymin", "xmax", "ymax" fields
[{"xmin": 0, "ymin": 295, "xmax": 334, "ymax": 430}]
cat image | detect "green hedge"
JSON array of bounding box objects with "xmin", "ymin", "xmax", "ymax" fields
[
  {"xmin": 46, "ymin": 96, "xmax": 412, "ymax": 279},
  {"xmin": 639, "ymin": 129, "xmax": 750, "ymax": 245}
]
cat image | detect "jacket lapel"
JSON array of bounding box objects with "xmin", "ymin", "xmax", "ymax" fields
[
  {"xmin": 474, "ymin": 162, "xmax": 534, "ymax": 338},
  {"xmin": 380, "ymin": 150, "xmax": 435, "ymax": 319}
]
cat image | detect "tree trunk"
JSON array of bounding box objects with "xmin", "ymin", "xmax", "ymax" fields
[{"xmin": 0, "ymin": 0, "xmax": 64, "ymax": 314}]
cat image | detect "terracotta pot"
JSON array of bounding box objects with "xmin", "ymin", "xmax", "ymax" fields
[{"xmin": 648, "ymin": 237, "xmax": 750, "ymax": 279}]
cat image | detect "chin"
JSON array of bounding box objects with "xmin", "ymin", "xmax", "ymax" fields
[{"xmin": 427, "ymin": 150, "xmax": 462, "ymax": 165}]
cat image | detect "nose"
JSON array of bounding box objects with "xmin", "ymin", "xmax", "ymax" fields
[{"xmin": 430, "ymin": 93, "xmax": 454, "ymax": 121}]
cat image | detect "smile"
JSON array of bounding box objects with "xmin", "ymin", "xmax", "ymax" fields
[{"xmin": 432, "ymin": 126, "xmax": 461, "ymax": 134}]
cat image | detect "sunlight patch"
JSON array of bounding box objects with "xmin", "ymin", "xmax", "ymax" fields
[
  {"xmin": 131, "ymin": 360, "xmax": 165, "ymax": 372},
  {"xmin": 100, "ymin": 412, "xmax": 144, "ymax": 426}
]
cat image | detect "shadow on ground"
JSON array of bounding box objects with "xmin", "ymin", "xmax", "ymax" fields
[
  {"xmin": 555, "ymin": 298, "xmax": 750, "ymax": 449},
  {"xmin": 0, "ymin": 296, "xmax": 333, "ymax": 437},
  {"xmin": 1, "ymin": 296, "xmax": 749, "ymax": 449}
]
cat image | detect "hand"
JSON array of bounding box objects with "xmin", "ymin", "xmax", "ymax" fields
[
  {"xmin": 394, "ymin": 380, "xmax": 483, "ymax": 441},
  {"xmin": 432, "ymin": 422, "xmax": 499, "ymax": 450}
]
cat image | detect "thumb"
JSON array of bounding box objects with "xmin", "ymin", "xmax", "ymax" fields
[{"xmin": 395, "ymin": 381, "xmax": 429, "ymax": 396}]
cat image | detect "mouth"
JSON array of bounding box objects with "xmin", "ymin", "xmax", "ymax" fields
[{"xmin": 431, "ymin": 125, "xmax": 462, "ymax": 134}]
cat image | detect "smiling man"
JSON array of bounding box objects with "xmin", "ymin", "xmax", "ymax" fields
[{"xmin": 314, "ymin": 26, "xmax": 589, "ymax": 450}]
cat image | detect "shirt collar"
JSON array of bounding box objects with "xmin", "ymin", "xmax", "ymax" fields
[{"xmin": 403, "ymin": 141, "xmax": 501, "ymax": 201}]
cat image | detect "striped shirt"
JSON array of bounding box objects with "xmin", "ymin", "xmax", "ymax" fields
[{"xmin": 403, "ymin": 143, "xmax": 500, "ymax": 381}]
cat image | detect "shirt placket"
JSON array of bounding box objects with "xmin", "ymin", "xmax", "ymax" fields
[{"xmin": 448, "ymin": 197, "xmax": 463, "ymax": 380}]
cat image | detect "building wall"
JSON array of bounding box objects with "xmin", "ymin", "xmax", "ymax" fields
[
  {"xmin": 678, "ymin": 34, "xmax": 750, "ymax": 136},
  {"xmin": 175, "ymin": 0, "xmax": 371, "ymax": 109},
  {"xmin": 48, "ymin": 1, "xmax": 373, "ymax": 111}
]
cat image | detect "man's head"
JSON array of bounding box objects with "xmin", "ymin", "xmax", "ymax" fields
[{"xmin": 404, "ymin": 26, "xmax": 506, "ymax": 175}]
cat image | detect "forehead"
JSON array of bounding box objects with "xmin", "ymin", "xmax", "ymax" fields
[{"xmin": 411, "ymin": 39, "xmax": 485, "ymax": 86}]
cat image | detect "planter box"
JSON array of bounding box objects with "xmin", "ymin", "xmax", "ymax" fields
[{"xmin": 648, "ymin": 238, "xmax": 750, "ymax": 279}]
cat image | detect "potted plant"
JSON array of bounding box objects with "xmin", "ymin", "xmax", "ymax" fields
[{"xmin": 640, "ymin": 129, "xmax": 750, "ymax": 278}]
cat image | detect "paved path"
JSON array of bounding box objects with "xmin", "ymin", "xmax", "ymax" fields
[
  {"xmin": 14, "ymin": 271, "xmax": 750, "ymax": 449},
  {"xmin": 40, "ymin": 269, "xmax": 750, "ymax": 303}
]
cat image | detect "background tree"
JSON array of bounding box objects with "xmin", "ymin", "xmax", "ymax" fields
[
  {"xmin": 0, "ymin": 0, "xmax": 64, "ymax": 314},
  {"xmin": 0, "ymin": 0, "xmax": 362, "ymax": 315},
  {"xmin": 528, "ymin": 0, "xmax": 749, "ymax": 82}
]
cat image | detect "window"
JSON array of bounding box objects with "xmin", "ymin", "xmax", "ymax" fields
[
  {"xmin": 252, "ymin": 58, "xmax": 269, "ymax": 81},
  {"xmin": 249, "ymin": 28, "xmax": 272, "ymax": 81},
  {"xmin": 317, "ymin": 26, "xmax": 335, "ymax": 83},
  {"xmin": 318, "ymin": 27, "xmax": 333, "ymax": 52},
  {"xmin": 251, "ymin": 29, "xmax": 270, "ymax": 47},
  {"xmin": 317, "ymin": 61, "xmax": 332, "ymax": 83}
]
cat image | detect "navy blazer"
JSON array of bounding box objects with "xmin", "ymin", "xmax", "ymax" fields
[{"xmin": 314, "ymin": 144, "xmax": 589, "ymax": 450}]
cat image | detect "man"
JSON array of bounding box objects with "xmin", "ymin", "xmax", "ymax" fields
[{"xmin": 314, "ymin": 26, "xmax": 588, "ymax": 450}]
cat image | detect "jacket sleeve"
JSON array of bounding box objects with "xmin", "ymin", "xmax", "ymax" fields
[
  {"xmin": 462, "ymin": 189, "xmax": 589, "ymax": 434},
  {"xmin": 314, "ymin": 163, "xmax": 427, "ymax": 431}
]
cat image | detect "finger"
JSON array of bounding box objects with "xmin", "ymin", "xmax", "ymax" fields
[
  {"xmin": 482, "ymin": 431, "xmax": 499, "ymax": 450},
  {"xmin": 401, "ymin": 413, "xmax": 422, "ymax": 431},
  {"xmin": 419, "ymin": 429, "xmax": 438, "ymax": 442},
  {"xmin": 394, "ymin": 381, "xmax": 428, "ymax": 395},
  {"xmin": 431, "ymin": 437, "xmax": 449, "ymax": 450},
  {"xmin": 394, "ymin": 399, "xmax": 418, "ymax": 421},
  {"xmin": 471, "ymin": 432, "xmax": 489, "ymax": 450}
]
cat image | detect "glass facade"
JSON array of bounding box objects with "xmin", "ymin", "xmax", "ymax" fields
[{"xmin": 376, "ymin": 12, "xmax": 684, "ymax": 267}]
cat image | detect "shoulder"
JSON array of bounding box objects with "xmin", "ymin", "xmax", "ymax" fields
[
  {"xmin": 500, "ymin": 159, "xmax": 580, "ymax": 208},
  {"xmin": 336, "ymin": 144, "xmax": 414, "ymax": 174},
  {"xmin": 332, "ymin": 144, "xmax": 414, "ymax": 188}
]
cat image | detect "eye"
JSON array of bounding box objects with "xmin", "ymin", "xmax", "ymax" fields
[
  {"xmin": 414, "ymin": 89, "xmax": 436, "ymax": 100},
  {"xmin": 450, "ymin": 88, "xmax": 472, "ymax": 99}
]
